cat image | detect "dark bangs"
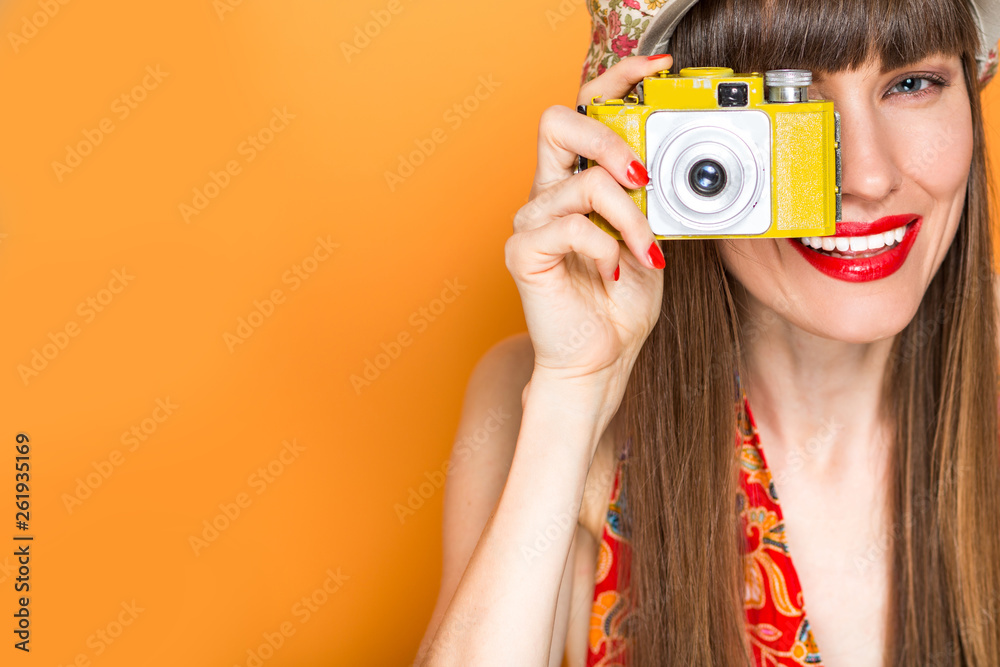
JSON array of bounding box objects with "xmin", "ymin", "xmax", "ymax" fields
[{"xmin": 668, "ymin": 0, "xmax": 981, "ymax": 75}]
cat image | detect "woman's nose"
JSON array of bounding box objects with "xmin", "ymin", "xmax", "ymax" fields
[{"xmin": 836, "ymin": 107, "xmax": 903, "ymax": 206}]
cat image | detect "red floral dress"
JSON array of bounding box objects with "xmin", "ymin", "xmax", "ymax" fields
[{"xmin": 586, "ymin": 389, "xmax": 823, "ymax": 666}]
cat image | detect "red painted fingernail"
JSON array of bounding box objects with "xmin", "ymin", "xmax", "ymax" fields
[
  {"xmin": 647, "ymin": 53, "xmax": 671, "ymax": 61},
  {"xmin": 647, "ymin": 242, "xmax": 665, "ymax": 269},
  {"xmin": 613, "ymin": 265, "xmax": 620, "ymax": 281},
  {"xmin": 627, "ymin": 160, "xmax": 649, "ymax": 187}
]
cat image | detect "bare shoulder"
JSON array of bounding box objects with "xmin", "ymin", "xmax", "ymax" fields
[
  {"xmin": 451, "ymin": 332, "xmax": 534, "ymax": 466},
  {"xmin": 459, "ymin": 332, "xmax": 622, "ymax": 541},
  {"xmin": 469, "ymin": 331, "xmax": 535, "ymax": 403}
]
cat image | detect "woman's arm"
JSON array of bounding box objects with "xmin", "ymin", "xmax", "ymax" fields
[
  {"xmin": 415, "ymin": 336, "xmax": 615, "ymax": 666},
  {"xmin": 416, "ymin": 54, "xmax": 677, "ymax": 666}
]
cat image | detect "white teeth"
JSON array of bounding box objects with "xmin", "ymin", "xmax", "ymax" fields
[{"xmin": 797, "ymin": 222, "xmax": 911, "ymax": 257}]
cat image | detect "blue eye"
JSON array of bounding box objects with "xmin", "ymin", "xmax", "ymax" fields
[
  {"xmin": 888, "ymin": 74, "xmax": 947, "ymax": 97},
  {"xmin": 892, "ymin": 77, "xmax": 930, "ymax": 93}
]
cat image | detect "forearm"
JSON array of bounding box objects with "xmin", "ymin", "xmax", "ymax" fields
[{"xmin": 421, "ymin": 376, "xmax": 611, "ymax": 666}]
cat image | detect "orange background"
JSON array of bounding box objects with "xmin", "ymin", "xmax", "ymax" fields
[{"xmin": 0, "ymin": 1, "xmax": 998, "ymax": 666}]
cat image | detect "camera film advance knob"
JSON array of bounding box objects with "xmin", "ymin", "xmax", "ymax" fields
[{"xmin": 765, "ymin": 69, "xmax": 812, "ymax": 103}]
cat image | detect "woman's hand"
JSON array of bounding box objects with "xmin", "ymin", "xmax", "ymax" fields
[{"xmin": 507, "ymin": 55, "xmax": 672, "ymax": 395}]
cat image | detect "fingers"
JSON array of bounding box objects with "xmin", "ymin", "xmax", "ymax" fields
[
  {"xmin": 533, "ymin": 54, "xmax": 673, "ymax": 190},
  {"xmin": 576, "ymin": 53, "xmax": 673, "ymax": 108},
  {"xmin": 514, "ymin": 165, "xmax": 662, "ymax": 271},
  {"xmin": 534, "ymin": 105, "xmax": 648, "ymax": 192},
  {"xmin": 511, "ymin": 54, "xmax": 676, "ymax": 282},
  {"xmin": 505, "ymin": 214, "xmax": 623, "ymax": 284}
]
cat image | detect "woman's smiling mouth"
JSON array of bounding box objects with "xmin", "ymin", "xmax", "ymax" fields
[{"xmin": 787, "ymin": 214, "xmax": 923, "ymax": 282}]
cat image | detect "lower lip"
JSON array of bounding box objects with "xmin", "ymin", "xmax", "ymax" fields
[{"xmin": 786, "ymin": 216, "xmax": 922, "ymax": 283}]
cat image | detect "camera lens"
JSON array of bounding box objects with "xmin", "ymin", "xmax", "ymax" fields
[
  {"xmin": 688, "ymin": 159, "xmax": 727, "ymax": 197},
  {"xmin": 647, "ymin": 115, "xmax": 768, "ymax": 233}
]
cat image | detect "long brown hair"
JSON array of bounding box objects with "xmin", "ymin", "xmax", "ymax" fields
[{"xmin": 616, "ymin": 0, "xmax": 1000, "ymax": 664}]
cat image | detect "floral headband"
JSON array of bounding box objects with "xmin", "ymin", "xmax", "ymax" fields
[{"xmin": 581, "ymin": 0, "xmax": 1000, "ymax": 87}]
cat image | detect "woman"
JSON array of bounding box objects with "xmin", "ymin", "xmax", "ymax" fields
[{"xmin": 416, "ymin": 0, "xmax": 1000, "ymax": 665}]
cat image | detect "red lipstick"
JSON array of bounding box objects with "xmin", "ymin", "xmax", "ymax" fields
[{"xmin": 786, "ymin": 214, "xmax": 922, "ymax": 283}]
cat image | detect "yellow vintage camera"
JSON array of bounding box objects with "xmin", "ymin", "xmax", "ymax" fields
[{"xmin": 580, "ymin": 67, "xmax": 841, "ymax": 239}]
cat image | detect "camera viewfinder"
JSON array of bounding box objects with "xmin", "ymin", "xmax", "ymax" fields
[{"xmin": 717, "ymin": 83, "xmax": 749, "ymax": 108}]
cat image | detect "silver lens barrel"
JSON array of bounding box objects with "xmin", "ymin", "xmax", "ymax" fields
[
  {"xmin": 765, "ymin": 69, "xmax": 812, "ymax": 103},
  {"xmin": 649, "ymin": 121, "xmax": 765, "ymax": 231}
]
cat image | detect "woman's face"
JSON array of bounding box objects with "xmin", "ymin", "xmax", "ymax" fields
[{"xmin": 717, "ymin": 53, "xmax": 973, "ymax": 344}]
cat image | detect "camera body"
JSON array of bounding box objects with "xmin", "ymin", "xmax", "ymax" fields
[{"xmin": 581, "ymin": 67, "xmax": 841, "ymax": 239}]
